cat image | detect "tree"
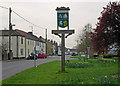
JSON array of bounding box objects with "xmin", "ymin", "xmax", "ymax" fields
[
  {"xmin": 77, "ymin": 24, "xmax": 93, "ymax": 56},
  {"xmin": 0, "ymin": 42, "xmax": 8, "ymax": 54},
  {"xmin": 91, "ymin": 2, "xmax": 120, "ymax": 54}
]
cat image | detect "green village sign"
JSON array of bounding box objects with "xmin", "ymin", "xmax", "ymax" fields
[
  {"xmin": 52, "ymin": 7, "xmax": 74, "ymax": 72},
  {"xmin": 57, "ymin": 12, "xmax": 69, "ymax": 28},
  {"xmin": 56, "ymin": 7, "xmax": 70, "ymax": 29}
]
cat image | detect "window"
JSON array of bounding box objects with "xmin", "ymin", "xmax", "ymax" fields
[
  {"xmin": 32, "ymin": 41, "xmax": 34, "ymax": 45},
  {"xmin": 28, "ymin": 40, "xmax": 29, "ymax": 45},
  {"xmin": 40, "ymin": 43, "xmax": 41, "ymax": 47},
  {"xmin": 30, "ymin": 40, "xmax": 32, "ymax": 45},
  {"xmin": 36, "ymin": 41, "xmax": 39, "ymax": 46},
  {"xmin": 28, "ymin": 49, "xmax": 29, "ymax": 55},
  {"xmin": 21, "ymin": 37, "xmax": 23, "ymax": 44},
  {"xmin": 21, "ymin": 49, "xmax": 24, "ymax": 55},
  {"xmin": 42, "ymin": 43, "xmax": 44, "ymax": 48}
]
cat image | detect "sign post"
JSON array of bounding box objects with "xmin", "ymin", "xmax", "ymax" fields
[
  {"xmin": 87, "ymin": 47, "xmax": 90, "ymax": 59},
  {"xmin": 34, "ymin": 47, "xmax": 37, "ymax": 67},
  {"xmin": 52, "ymin": 7, "xmax": 74, "ymax": 72}
]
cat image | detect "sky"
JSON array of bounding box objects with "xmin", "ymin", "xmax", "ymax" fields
[{"xmin": 0, "ymin": 0, "xmax": 119, "ymax": 48}]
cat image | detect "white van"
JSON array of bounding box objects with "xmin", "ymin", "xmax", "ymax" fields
[{"xmin": 58, "ymin": 51, "xmax": 61, "ymax": 56}]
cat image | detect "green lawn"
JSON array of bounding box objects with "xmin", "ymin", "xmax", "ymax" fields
[{"xmin": 2, "ymin": 59, "xmax": 118, "ymax": 84}]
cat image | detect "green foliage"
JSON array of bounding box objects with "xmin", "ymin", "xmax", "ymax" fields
[
  {"xmin": 57, "ymin": 75, "xmax": 84, "ymax": 84},
  {"xmin": 65, "ymin": 62, "xmax": 93, "ymax": 68},
  {"xmin": 103, "ymin": 54, "xmax": 118, "ymax": 58},
  {"xmin": 97, "ymin": 75, "xmax": 118, "ymax": 84},
  {"xmin": 47, "ymin": 54, "xmax": 54, "ymax": 56},
  {"xmin": 98, "ymin": 58, "xmax": 117, "ymax": 62}
]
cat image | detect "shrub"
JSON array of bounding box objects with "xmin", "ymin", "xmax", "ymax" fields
[
  {"xmin": 103, "ymin": 54, "xmax": 118, "ymax": 58},
  {"xmin": 65, "ymin": 62, "xmax": 93, "ymax": 68},
  {"xmin": 57, "ymin": 76, "xmax": 84, "ymax": 84}
]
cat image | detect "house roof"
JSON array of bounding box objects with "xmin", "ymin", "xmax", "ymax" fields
[
  {"xmin": 15, "ymin": 29, "xmax": 36, "ymax": 40},
  {"xmin": 38, "ymin": 36, "xmax": 46, "ymax": 43},
  {"xmin": 16, "ymin": 29, "xmax": 42, "ymax": 41},
  {"xmin": 0, "ymin": 29, "xmax": 55, "ymax": 44},
  {"xmin": 0, "ymin": 30, "xmax": 24, "ymax": 36},
  {"xmin": 27, "ymin": 32, "xmax": 40, "ymax": 42}
]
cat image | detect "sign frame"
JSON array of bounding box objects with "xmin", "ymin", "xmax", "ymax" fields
[{"xmin": 56, "ymin": 7, "xmax": 70, "ymax": 30}]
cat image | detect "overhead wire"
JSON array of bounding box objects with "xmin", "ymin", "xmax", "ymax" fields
[
  {"xmin": 12, "ymin": 10, "xmax": 46, "ymax": 30},
  {"xmin": 0, "ymin": 6, "xmax": 8, "ymax": 10},
  {"xmin": 0, "ymin": 5, "xmax": 46, "ymax": 30}
]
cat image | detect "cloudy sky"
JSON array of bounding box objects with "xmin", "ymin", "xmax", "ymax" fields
[{"xmin": 0, "ymin": 0, "xmax": 119, "ymax": 48}]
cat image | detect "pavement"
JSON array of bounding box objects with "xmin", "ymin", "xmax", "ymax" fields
[{"xmin": 2, "ymin": 55, "xmax": 76, "ymax": 80}]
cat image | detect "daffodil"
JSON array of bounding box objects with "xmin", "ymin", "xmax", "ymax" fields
[
  {"xmin": 105, "ymin": 75, "xmax": 107, "ymax": 78},
  {"xmin": 81, "ymin": 82, "xmax": 84, "ymax": 84}
]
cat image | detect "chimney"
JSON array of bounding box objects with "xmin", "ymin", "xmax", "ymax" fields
[{"xmin": 28, "ymin": 32, "xmax": 33, "ymax": 35}]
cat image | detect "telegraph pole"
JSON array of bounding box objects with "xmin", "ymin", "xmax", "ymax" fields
[
  {"xmin": 9, "ymin": 7, "xmax": 12, "ymax": 60},
  {"xmin": 45, "ymin": 29, "xmax": 47, "ymax": 55},
  {"xmin": 8, "ymin": 7, "xmax": 15, "ymax": 60}
]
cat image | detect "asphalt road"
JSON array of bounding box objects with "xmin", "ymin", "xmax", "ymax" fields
[{"xmin": 2, "ymin": 55, "xmax": 76, "ymax": 80}]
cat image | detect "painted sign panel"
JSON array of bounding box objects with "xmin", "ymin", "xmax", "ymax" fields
[{"xmin": 57, "ymin": 12, "xmax": 69, "ymax": 28}]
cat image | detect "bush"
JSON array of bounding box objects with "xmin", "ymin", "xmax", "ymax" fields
[
  {"xmin": 103, "ymin": 54, "xmax": 118, "ymax": 58},
  {"xmin": 93, "ymin": 55, "xmax": 99, "ymax": 58},
  {"xmin": 65, "ymin": 62, "xmax": 93, "ymax": 68},
  {"xmin": 103, "ymin": 54, "xmax": 112, "ymax": 58}
]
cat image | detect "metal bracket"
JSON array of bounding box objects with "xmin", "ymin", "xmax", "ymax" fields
[
  {"xmin": 65, "ymin": 33, "xmax": 73, "ymax": 38},
  {"xmin": 52, "ymin": 30, "xmax": 74, "ymax": 38},
  {"xmin": 54, "ymin": 33, "xmax": 62, "ymax": 38}
]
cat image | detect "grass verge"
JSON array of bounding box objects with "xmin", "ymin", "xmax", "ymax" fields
[{"xmin": 2, "ymin": 59, "xmax": 118, "ymax": 84}]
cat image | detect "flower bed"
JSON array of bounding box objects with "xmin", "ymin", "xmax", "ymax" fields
[{"xmin": 65, "ymin": 62, "xmax": 93, "ymax": 68}]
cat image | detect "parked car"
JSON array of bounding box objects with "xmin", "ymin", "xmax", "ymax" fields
[
  {"xmin": 71, "ymin": 52, "xmax": 76, "ymax": 56},
  {"xmin": 81, "ymin": 54, "xmax": 86, "ymax": 57},
  {"xmin": 28, "ymin": 53, "xmax": 37, "ymax": 60},
  {"xmin": 37, "ymin": 52, "xmax": 47, "ymax": 58},
  {"xmin": 58, "ymin": 51, "xmax": 61, "ymax": 56},
  {"xmin": 65, "ymin": 52, "xmax": 69, "ymax": 55}
]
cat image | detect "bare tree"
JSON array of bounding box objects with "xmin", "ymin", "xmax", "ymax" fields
[
  {"xmin": 77, "ymin": 24, "xmax": 93, "ymax": 57},
  {"xmin": 0, "ymin": 42, "xmax": 8, "ymax": 54}
]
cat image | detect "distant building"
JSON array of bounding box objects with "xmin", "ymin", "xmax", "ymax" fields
[
  {"xmin": 0, "ymin": 29, "xmax": 46, "ymax": 60},
  {"xmin": 0, "ymin": 29, "xmax": 59, "ymax": 60},
  {"xmin": 0, "ymin": 30, "xmax": 26, "ymax": 59}
]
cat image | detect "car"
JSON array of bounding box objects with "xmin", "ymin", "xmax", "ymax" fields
[
  {"xmin": 58, "ymin": 51, "xmax": 61, "ymax": 56},
  {"xmin": 28, "ymin": 53, "xmax": 37, "ymax": 60},
  {"xmin": 65, "ymin": 52, "xmax": 69, "ymax": 55},
  {"xmin": 81, "ymin": 54, "xmax": 86, "ymax": 57},
  {"xmin": 71, "ymin": 52, "xmax": 76, "ymax": 56},
  {"xmin": 37, "ymin": 52, "xmax": 47, "ymax": 58}
]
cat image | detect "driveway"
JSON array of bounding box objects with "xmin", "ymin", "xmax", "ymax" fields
[{"xmin": 2, "ymin": 55, "xmax": 76, "ymax": 80}]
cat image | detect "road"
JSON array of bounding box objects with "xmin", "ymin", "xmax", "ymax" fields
[{"xmin": 2, "ymin": 55, "xmax": 76, "ymax": 80}]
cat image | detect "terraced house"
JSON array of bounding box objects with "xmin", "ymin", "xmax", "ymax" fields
[{"xmin": 0, "ymin": 29, "xmax": 46, "ymax": 60}]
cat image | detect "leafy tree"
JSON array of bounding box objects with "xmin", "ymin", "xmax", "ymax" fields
[{"xmin": 90, "ymin": 2, "xmax": 120, "ymax": 54}]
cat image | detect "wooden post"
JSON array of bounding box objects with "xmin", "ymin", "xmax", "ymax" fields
[
  {"xmin": 61, "ymin": 34, "xmax": 65, "ymax": 71},
  {"xmin": 9, "ymin": 8, "xmax": 12, "ymax": 60},
  {"xmin": 53, "ymin": 7, "xmax": 74, "ymax": 72},
  {"xmin": 52, "ymin": 30, "xmax": 74, "ymax": 72}
]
